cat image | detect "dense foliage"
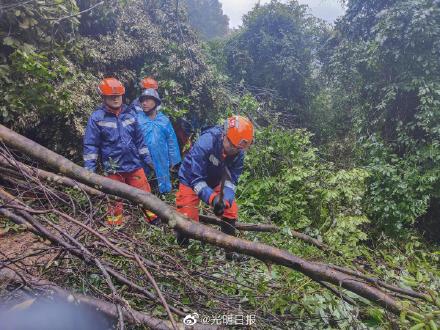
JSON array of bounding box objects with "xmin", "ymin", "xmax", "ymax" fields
[
  {"xmin": 236, "ymin": 124, "xmax": 440, "ymax": 329},
  {"xmin": 220, "ymin": 1, "xmax": 328, "ymax": 127},
  {"xmin": 239, "ymin": 127, "xmax": 370, "ymax": 255},
  {"xmin": 213, "ymin": 0, "xmax": 440, "ymax": 236},
  {"xmin": 325, "ymin": 0, "xmax": 440, "ymax": 233}
]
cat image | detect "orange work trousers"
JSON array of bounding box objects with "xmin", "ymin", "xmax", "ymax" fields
[
  {"xmin": 175, "ymin": 183, "xmax": 238, "ymax": 222},
  {"xmin": 106, "ymin": 168, "xmax": 157, "ymax": 225}
]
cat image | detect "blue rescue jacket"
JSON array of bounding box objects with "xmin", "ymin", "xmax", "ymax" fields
[
  {"xmin": 137, "ymin": 111, "xmax": 181, "ymax": 193},
  {"xmin": 83, "ymin": 104, "xmax": 152, "ymax": 173},
  {"xmin": 178, "ymin": 126, "xmax": 244, "ymax": 206}
]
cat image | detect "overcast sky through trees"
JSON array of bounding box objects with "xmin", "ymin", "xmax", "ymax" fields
[{"xmin": 219, "ymin": 0, "xmax": 345, "ymax": 27}]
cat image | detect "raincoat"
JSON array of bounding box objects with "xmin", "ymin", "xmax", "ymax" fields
[{"xmin": 137, "ymin": 111, "xmax": 181, "ymax": 193}]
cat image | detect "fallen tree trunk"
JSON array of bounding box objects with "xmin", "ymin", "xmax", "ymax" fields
[{"xmin": 0, "ymin": 124, "xmax": 424, "ymax": 315}]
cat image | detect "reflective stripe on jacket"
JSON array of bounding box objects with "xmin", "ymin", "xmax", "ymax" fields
[{"xmin": 83, "ymin": 104, "xmax": 152, "ymax": 173}]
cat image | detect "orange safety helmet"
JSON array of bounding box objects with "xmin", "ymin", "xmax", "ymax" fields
[
  {"xmin": 98, "ymin": 78, "xmax": 125, "ymax": 96},
  {"xmin": 140, "ymin": 77, "xmax": 159, "ymax": 90},
  {"xmin": 225, "ymin": 115, "xmax": 254, "ymax": 149}
]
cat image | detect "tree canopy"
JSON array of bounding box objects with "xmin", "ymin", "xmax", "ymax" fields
[
  {"xmin": 182, "ymin": 0, "xmax": 229, "ymax": 40},
  {"xmin": 220, "ymin": 0, "xmax": 329, "ymax": 127},
  {"xmin": 325, "ymin": 0, "xmax": 440, "ymax": 232}
]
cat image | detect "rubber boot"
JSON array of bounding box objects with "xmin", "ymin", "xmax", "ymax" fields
[{"xmin": 220, "ymin": 218, "xmax": 248, "ymax": 262}]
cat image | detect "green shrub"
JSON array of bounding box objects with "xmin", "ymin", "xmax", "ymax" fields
[{"xmin": 238, "ymin": 127, "xmax": 370, "ymax": 254}]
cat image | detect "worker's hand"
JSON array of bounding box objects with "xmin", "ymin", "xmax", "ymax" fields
[{"xmin": 212, "ymin": 195, "xmax": 225, "ymax": 216}]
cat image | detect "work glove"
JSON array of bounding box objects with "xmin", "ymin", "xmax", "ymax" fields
[{"xmin": 212, "ymin": 195, "xmax": 226, "ymax": 216}]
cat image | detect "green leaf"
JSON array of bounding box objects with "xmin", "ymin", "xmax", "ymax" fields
[{"xmin": 3, "ymin": 37, "xmax": 16, "ymax": 46}]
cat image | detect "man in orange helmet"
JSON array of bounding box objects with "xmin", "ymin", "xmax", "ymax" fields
[
  {"xmin": 175, "ymin": 115, "xmax": 253, "ymax": 261},
  {"xmin": 83, "ymin": 78, "xmax": 158, "ymax": 226}
]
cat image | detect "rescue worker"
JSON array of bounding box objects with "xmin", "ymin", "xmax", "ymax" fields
[
  {"xmin": 83, "ymin": 78, "xmax": 158, "ymax": 226},
  {"xmin": 136, "ymin": 88, "xmax": 181, "ymax": 194},
  {"xmin": 175, "ymin": 115, "xmax": 254, "ymax": 261},
  {"xmin": 132, "ymin": 76, "xmax": 194, "ymax": 157}
]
